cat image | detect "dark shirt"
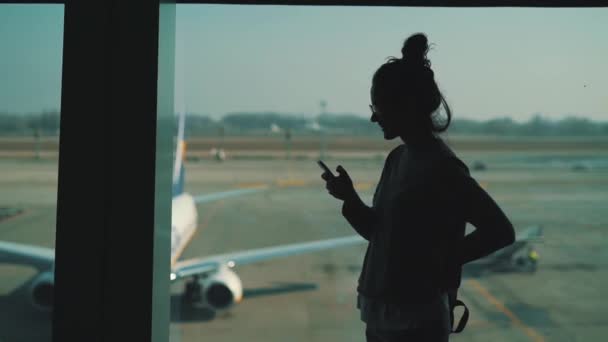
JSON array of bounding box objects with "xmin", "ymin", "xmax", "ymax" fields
[
  {"xmin": 357, "ymin": 290, "xmax": 451, "ymax": 330},
  {"xmin": 342, "ymin": 138, "xmax": 515, "ymax": 324}
]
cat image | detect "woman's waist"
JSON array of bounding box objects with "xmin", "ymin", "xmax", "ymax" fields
[
  {"xmin": 357, "ymin": 290, "xmax": 448, "ymax": 313},
  {"xmin": 357, "ymin": 280, "xmax": 445, "ymax": 304}
]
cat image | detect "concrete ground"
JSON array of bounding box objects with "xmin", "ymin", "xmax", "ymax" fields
[{"xmin": 0, "ymin": 148, "xmax": 607, "ymax": 342}]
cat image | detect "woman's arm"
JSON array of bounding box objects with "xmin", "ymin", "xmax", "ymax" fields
[
  {"xmin": 342, "ymin": 192, "xmax": 377, "ymax": 241},
  {"xmin": 322, "ymin": 162, "xmax": 379, "ymax": 241},
  {"xmin": 337, "ymin": 146, "xmax": 404, "ymax": 241},
  {"xmin": 437, "ymin": 156, "xmax": 515, "ymax": 266},
  {"xmin": 459, "ymin": 176, "xmax": 516, "ymax": 266}
]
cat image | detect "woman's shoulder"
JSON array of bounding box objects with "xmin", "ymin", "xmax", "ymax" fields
[
  {"xmin": 427, "ymin": 140, "xmax": 470, "ymax": 178},
  {"xmin": 390, "ymin": 143, "xmax": 406, "ymax": 156},
  {"xmin": 385, "ymin": 144, "xmax": 406, "ymax": 164}
]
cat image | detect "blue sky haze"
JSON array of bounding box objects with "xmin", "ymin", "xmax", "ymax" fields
[{"xmin": 1, "ymin": 4, "xmax": 606, "ymax": 122}]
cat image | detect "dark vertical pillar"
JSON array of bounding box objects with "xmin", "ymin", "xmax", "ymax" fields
[{"xmin": 53, "ymin": 1, "xmax": 174, "ymax": 341}]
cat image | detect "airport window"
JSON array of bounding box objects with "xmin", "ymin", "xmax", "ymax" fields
[
  {"xmin": 169, "ymin": 4, "xmax": 608, "ymax": 341},
  {"xmin": 0, "ymin": 3, "xmax": 64, "ymax": 341}
]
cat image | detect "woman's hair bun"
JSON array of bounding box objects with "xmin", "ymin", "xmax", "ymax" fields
[{"xmin": 401, "ymin": 33, "xmax": 431, "ymax": 68}]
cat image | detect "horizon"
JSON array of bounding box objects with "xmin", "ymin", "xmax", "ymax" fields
[
  {"xmin": 178, "ymin": 111, "xmax": 608, "ymax": 125},
  {"xmin": 2, "ymin": 109, "xmax": 608, "ymax": 125}
]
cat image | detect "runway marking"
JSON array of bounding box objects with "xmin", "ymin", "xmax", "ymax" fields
[
  {"xmin": 276, "ymin": 178, "xmax": 308, "ymax": 187},
  {"xmin": 467, "ymin": 279, "xmax": 545, "ymax": 342},
  {"xmin": 235, "ymin": 182, "xmax": 268, "ymax": 189},
  {"xmin": 354, "ymin": 182, "xmax": 373, "ymax": 191},
  {"xmin": 272, "ymin": 178, "xmax": 376, "ymax": 190}
]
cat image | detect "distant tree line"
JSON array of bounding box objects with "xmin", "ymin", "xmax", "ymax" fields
[
  {"xmin": 1, "ymin": 110, "xmax": 607, "ymax": 137},
  {"xmin": 0, "ymin": 111, "xmax": 60, "ymax": 136},
  {"xmin": 449, "ymin": 115, "xmax": 608, "ymax": 136},
  {"xmin": 182, "ymin": 112, "xmax": 608, "ymax": 137}
]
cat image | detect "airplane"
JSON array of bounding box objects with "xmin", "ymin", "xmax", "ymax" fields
[
  {"xmin": 269, "ymin": 122, "xmax": 281, "ymax": 133},
  {"xmin": 269, "ymin": 119, "xmax": 323, "ymax": 133},
  {"xmin": 0, "ymin": 112, "xmax": 543, "ymax": 316},
  {"xmin": 0, "ymin": 111, "xmax": 367, "ymax": 315},
  {"xmin": 463, "ymin": 225, "xmax": 542, "ymax": 275},
  {"xmin": 305, "ymin": 120, "xmax": 322, "ymax": 132}
]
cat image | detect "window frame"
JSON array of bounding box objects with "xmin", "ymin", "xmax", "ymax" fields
[
  {"xmin": 51, "ymin": 2, "xmax": 176, "ymax": 342},
  {"xmin": 1, "ymin": 1, "xmax": 605, "ymax": 342}
]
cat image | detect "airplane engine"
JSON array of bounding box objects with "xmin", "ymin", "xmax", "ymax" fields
[
  {"xmin": 510, "ymin": 247, "xmax": 538, "ymax": 273},
  {"xmin": 28, "ymin": 271, "xmax": 54, "ymax": 311},
  {"xmin": 184, "ymin": 265, "xmax": 243, "ymax": 311}
]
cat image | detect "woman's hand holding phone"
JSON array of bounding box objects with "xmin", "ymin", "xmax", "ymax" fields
[{"xmin": 318, "ymin": 160, "xmax": 357, "ymax": 202}]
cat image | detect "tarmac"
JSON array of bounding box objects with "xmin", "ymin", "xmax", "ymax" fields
[{"xmin": 1, "ymin": 154, "xmax": 607, "ymax": 342}]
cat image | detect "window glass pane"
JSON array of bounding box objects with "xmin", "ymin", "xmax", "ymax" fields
[
  {"xmin": 0, "ymin": 4, "xmax": 64, "ymax": 342},
  {"xmin": 171, "ymin": 5, "xmax": 608, "ymax": 341}
]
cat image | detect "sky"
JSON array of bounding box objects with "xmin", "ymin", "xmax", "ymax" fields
[{"xmin": 1, "ymin": 4, "xmax": 607, "ymax": 122}]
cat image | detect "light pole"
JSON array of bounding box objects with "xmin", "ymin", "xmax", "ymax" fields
[
  {"xmin": 319, "ymin": 100, "xmax": 328, "ymax": 160},
  {"xmin": 34, "ymin": 127, "xmax": 41, "ymax": 160},
  {"xmin": 284, "ymin": 127, "xmax": 292, "ymax": 160}
]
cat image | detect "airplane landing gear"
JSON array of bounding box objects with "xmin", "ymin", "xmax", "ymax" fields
[
  {"xmin": 177, "ymin": 276, "xmax": 217, "ymax": 321},
  {"xmin": 182, "ymin": 275, "xmax": 204, "ymax": 305}
]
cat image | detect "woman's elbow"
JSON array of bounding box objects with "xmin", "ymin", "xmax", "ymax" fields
[
  {"xmin": 497, "ymin": 224, "xmax": 516, "ymax": 248},
  {"xmin": 357, "ymin": 227, "xmax": 373, "ymax": 242}
]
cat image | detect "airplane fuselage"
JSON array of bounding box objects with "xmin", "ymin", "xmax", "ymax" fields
[{"xmin": 170, "ymin": 193, "xmax": 198, "ymax": 267}]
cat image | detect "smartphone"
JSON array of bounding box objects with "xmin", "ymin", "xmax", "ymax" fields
[{"xmin": 317, "ymin": 160, "xmax": 335, "ymax": 177}]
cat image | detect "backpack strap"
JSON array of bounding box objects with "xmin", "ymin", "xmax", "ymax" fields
[{"xmin": 450, "ymin": 299, "xmax": 469, "ymax": 333}]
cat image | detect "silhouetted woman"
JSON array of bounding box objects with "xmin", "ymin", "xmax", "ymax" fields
[{"xmin": 321, "ymin": 33, "xmax": 516, "ymax": 342}]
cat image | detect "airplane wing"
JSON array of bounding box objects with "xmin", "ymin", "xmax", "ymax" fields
[
  {"xmin": 0, "ymin": 186, "xmax": 268, "ymax": 274},
  {"xmin": 170, "ymin": 235, "xmax": 366, "ymax": 281},
  {"xmin": 171, "ymin": 225, "xmax": 543, "ymax": 280},
  {"xmin": 0, "ymin": 240, "xmax": 55, "ymax": 271},
  {"xmin": 515, "ymin": 225, "xmax": 543, "ymax": 242},
  {"xmin": 193, "ymin": 187, "xmax": 268, "ymax": 204}
]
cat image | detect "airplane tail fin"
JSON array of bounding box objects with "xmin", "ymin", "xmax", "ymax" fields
[
  {"xmin": 516, "ymin": 225, "xmax": 543, "ymax": 242},
  {"xmin": 172, "ymin": 111, "xmax": 187, "ymax": 197}
]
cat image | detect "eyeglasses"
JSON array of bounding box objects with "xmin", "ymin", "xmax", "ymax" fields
[{"xmin": 369, "ymin": 104, "xmax": 378, "ymax": 115}]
